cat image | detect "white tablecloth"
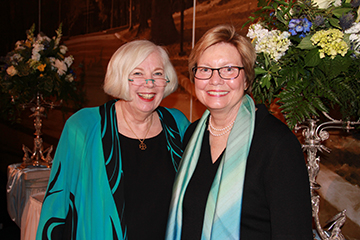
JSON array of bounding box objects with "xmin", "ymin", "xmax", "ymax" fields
[
  {"xmin": 6, "ymin": 163, "xmax": 50, "ymax": 226},
  {"xmin": 21, "ymin": 192, "xmax": 45, "ymax": 240}
]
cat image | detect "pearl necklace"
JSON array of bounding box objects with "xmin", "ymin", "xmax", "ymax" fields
[
  {"xmin": 122, "ymin": 106, "xmax": 153, "ymax": 150},
  {"xmin": 208, "ymin": 115, "xmax": 235, "ymax": 137}
]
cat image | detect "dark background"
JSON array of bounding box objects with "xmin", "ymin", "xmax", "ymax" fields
[{"xmin": 0, "ymin": 0, "xmax": 198, "ymax": 57}]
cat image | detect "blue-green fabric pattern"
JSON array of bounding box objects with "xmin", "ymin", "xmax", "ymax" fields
[
  {"xmin": 36, "ymin": 100, "xmax": 189, "ymax": 240},
  {"xmin": 166, "ymin": 95, "xmax": 255, "ymax": 240}
]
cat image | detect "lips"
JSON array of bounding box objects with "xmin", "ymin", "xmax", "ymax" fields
[
  {"xmin": 138, "ymin": 93, "xmax": 155, "ymax": 100},
  {"xmin": 207, "ymin": 90, "xmax": 229, "ymax": 96}
]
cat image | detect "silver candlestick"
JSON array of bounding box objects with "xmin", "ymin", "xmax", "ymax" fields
[
  {"xmin": 295, "ymin": 112, "xmax": 360, "ymax": 240},
  {"xmin": 20, "ymin": 92, "xmax": 55, "ymax": 168}
]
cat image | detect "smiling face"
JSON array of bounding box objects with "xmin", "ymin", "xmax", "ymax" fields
[
  {"xmin": 195, "ymin": 42, "xmax": 246, "ymax": 115},
  {"xmin": 127, "ymin": 51, "xmax": 166, "ymax": 114}
]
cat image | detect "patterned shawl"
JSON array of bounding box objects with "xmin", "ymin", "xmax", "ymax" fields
[
  {"xmin": 36, "ymin": 100, "xmax": 189, "ymax": 240},
  {"xmin": 166, "ymin": 94, "xmax": 255, "ymax": 240}
]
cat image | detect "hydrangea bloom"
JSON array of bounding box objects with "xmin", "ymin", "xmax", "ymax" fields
[
  {"xmin": 311, "ymin": 29, "xmax": 349, "ymax": 58},
  {"xmin": 247, "ymin": 23, "xmax": 291, "ymax": 61}
]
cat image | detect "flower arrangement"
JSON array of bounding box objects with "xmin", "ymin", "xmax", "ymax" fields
[
  {"xmin": 0, "ymin": 24, "xmax": 85, "ymax": 122},
  {"xmin": 245, "ymin": 0, "xmax": 360, "ymax": 128}
]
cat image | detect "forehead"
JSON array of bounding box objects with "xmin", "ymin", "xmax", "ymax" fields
[
  {"xmin": 136, "ymin": 51, "xmax": 164, "ymax": 68},
  {"xmin": 198, "ymin": 42, "xmax": 241, "ymax": 65}
]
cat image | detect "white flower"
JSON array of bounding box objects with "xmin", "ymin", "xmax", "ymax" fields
[
  {"xmin": 59, "ymin": 45, "xmax": 68, "ymax": 55},
  {"xmin": 313, "ymin": 0, "xmax": 341, "ymax": 9},
  {"xmin": 247, "ymin": 23, "xmax": 269, "ymax": 40},
  {"xmin": 31, "ymin": 42, "xmax": 44, "ymax": 61},
  {"xmin": 345, "ymin": 22, "xmax": 360, "ymax": 34},
  {"xmin": 15, "ymin": 41, "xmax": 25, "ymax": 50},
  {"xmin": 36, "ymin": 33, "xmax": 51, "ymax": 43},
  {"xmin": 247, "ymin": 23, "xmax": 291, "ymax": 61},
  {"xmin": 345, "ymin": 22, "xmax": 360, "ymax": 54},
  {"xmin": 65, "ymin": 74, "xmax": 74, "ymax": 82},
  {"xmin": 6, "ymin": 66, "xmax": 17, "ymax": 76},
  {"xmin": 10, "ymin": 53, "xmax": 23, "ymax": 64},
  {"xmin": 53, "ymin": 59, "xmax": 67, "ymax": 76},
  {"xmin": 64, "ymin": 55, "xmax": 74, "ymax": 67}
]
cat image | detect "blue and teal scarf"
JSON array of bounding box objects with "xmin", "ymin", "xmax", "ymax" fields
[{"xmin": 166, "ymin": 95, "xmax": 255, "ymax": 240}]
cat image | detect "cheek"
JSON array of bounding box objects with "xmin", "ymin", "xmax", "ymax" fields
[{"xmin": 194, "ymin": 80, "xmax": 207, "ymax": 90}]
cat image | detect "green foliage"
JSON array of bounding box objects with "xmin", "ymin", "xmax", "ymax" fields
[
  {"xmin": 245, "ymin": 0, "xmax": 360, "ymax": 128},
  {"xmin": 0, "ymin": 24, "xmax": 86, "ymax": 123}
]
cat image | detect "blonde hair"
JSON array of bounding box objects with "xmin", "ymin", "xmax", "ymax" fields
[
  {"xmin": 104, "ymin": 40, "xmax": 178, "ymax": 100},
  {"xmin": 188, "ymin": 24, "xmax": 256, "ymax": 94}
]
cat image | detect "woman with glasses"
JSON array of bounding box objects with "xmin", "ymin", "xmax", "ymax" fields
[
  {"xmin": 36, "ymin": 40, "xmax": 190, "ymax": 240},
  {"xmin": 166, "ymin": 25, "xmax": 313, "ymax": 239}
]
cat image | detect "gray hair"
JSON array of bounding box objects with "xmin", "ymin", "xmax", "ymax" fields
[{"xmin": 103, "ymin": 40, "xmax": 178, "ymax": 100}]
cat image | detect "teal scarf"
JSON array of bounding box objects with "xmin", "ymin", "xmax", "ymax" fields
[{"xmin": 166, "ymin": 95, "xmax": 255, "ymax": 240}]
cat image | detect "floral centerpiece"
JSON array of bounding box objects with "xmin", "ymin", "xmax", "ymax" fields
[
  {"xmin": 245, "ymin": 0, "xmax": 360, "ymax": 128},
  {"xmin": 0, "ymin": 24, "xmax": 85, "ymax": 123}
]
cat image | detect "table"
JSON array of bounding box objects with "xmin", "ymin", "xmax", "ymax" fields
[
  {"xmin": 21, "ymin": 192, "xmax": 45, "ymax": 240},
  {"xmin": 6, "ymin": 163, "xmax": 51, "ymax": 227}
]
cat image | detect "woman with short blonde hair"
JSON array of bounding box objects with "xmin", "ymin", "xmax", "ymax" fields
[
  {"xmin": 37, "ymin": 40, "xmax": 190, "ymax": 240},
  {"xmin": 104, "ymin": 40, "xmax": 178, "ymax": 100}
]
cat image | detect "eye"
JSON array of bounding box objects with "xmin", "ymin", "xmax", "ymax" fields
[
  {"xmin": 224, "ymin": 67, "xmax": 235, "ymax": 73},
  {"xmin": 199, "ymin": 67, "xmax": 211, "ymax": 73},
  {"xmin": 131, "ymin": 71, "xmax": 143, "ymax": 77},
  {"xmin": 153, "ymin": 71, "xmax": 164, "ymax": 78}
]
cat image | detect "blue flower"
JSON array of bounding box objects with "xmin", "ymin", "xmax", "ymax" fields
[
  {"xmin": 288, "ymin": 18, "xmax": 312, "ymax": 38},
  {"xmin": 302, "ymin": 18, "xmax": 312, "ymax": 32}
]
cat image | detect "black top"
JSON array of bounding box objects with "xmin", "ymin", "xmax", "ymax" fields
[
  {"xmin": 120, "ymin": 131, "xmax": 175, "ymax": 240},
  {"xmin": 180, "ymin": 104, "xmax": 313, "ymax": 239},
  {"xmin": 181, "ymin": 126, "xmax": 224, "ymax": 240}
]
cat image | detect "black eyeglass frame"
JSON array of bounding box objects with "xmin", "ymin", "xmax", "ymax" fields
[{"xmin": 192, "ymin": 66, "xmax": 245, "ymax": 80}]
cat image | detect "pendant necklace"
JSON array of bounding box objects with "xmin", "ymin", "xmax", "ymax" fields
[
  {"xmin": 208, "ymin": 115, "xmax": 235, "ymax": 137},
  {"xmin": 122, "ymin": 106, "xmax": 153, "ymax": 150}
]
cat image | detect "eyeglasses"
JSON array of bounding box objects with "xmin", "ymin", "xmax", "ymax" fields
[
  {"xmin": 192, "ymin": 66, "xmax": 244, "ymax": 80},
  {"xmin": 128, "ymin": 77, "xmax": 170, "ymax": 87}
]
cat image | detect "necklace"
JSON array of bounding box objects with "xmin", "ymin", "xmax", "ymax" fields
[
  {"xmin": 122, "ymin": 106, "xmax": 153, "ymax": 150},
  {"xmin": 208, "ymin": 115, "xmax": 235, "ymax": 137}
]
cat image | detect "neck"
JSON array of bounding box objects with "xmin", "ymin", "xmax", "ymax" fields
[
  {"xmin": 208, "ymin": 100, "xmax": 242, "ymax": 128},
  {"xmin": 119, "ymin": 100, "xmax": 153, "ymax": 124},
  {"xmin": 116, "ymin": 101, "xmax": 154, "ymax": 139}
]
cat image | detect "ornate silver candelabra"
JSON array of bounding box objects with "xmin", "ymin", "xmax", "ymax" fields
[
  {"xmin": 295, "ymin": 112, "xmax": 360, "ymax": 240},
  {"xmin": 20, "ymin": 92, "xmax": 55, "ymax": 168}
]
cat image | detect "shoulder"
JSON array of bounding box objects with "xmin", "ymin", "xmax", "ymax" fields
[
  {"xmin": 183, "ymin": 119, "xmax": 201, "ymax": 147},
  {"xmin": 250, "ymin": 104, "xmax": 303, "ymax": 163},
  {"xmin": 254, "ymin": 104, "xmax": 295, "ymax": 140},
  {"xmin": 158, "ymin": 106, "xmax": 190, "ymax": 132},
  {"xmin": 64, "ymin": 106, "xmax": 101, "ymax": 133},
  {"xmin": 160, "ymin": 107, "xmax": 188, "ymax": 122}
]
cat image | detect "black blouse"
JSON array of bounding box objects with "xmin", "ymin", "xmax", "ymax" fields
[
  {"xmin": 181, "ymin": 128, "xmax": 224, "ymax": 240},
  {"xmin": 179, "ymin": 105, "xmax": 313, "ymax": 239},
  {"xmin": 120, "ymin": 131, "xmax": 175, "ymax": 240}
]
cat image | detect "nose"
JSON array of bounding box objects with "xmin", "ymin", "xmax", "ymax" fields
[
  {"xmin": 144, "ymin": 79, "xmax": 155, "ymax": 87},
  {"xmin": 209, "ymin": 69, "xmax": 224, "ymax": 85}
]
